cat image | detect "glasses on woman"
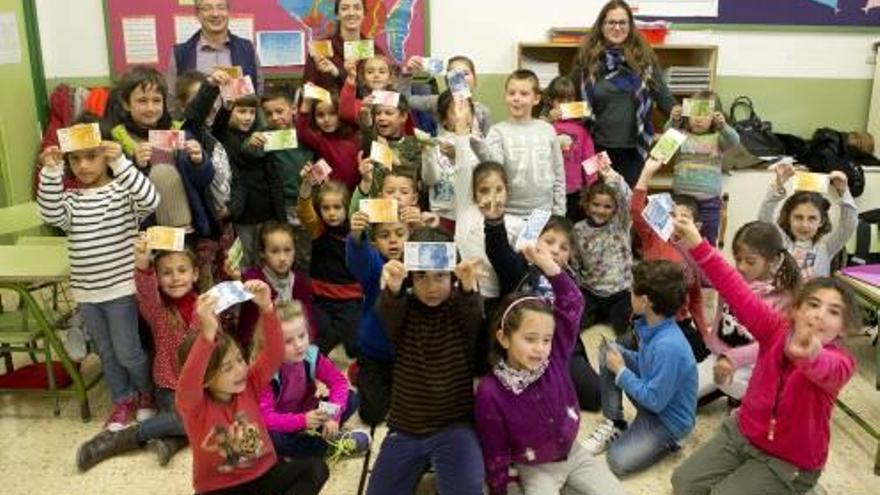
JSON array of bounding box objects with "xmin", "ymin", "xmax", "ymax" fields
[{"xmin": 604, "ymin": 20, "xmax": 629, "ymax": 29}]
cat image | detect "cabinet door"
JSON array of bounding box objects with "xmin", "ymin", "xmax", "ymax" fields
[{"xmin": 0, "ymin": 0, "xmax": 41, "ymax": 206}]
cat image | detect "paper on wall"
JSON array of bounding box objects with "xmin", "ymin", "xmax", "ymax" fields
[
  {"xmin": 122, "ymin": 16, "xmax": 158, "ymax": 64},
  {"xmin": 229, "ymin": 16, "xmax": 254, "ymax": 43},
  {"xmin": 0, "ymin": 12, "xmax": 22, "ymax": 65},
  {"xmin": 173, "ymin": 16, "xmax": 201, "ymax": 44}
]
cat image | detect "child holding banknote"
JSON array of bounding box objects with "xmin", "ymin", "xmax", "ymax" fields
[
  {"xmin": 346, "ymin": 207, "xmax": 410, "ymax": 426},
  {"xmin": 366, "ymin": 228, "xmax": 486, "ymax": 495},
  {"xmin": 108, "ymin": 66, "xmax": 216, "ymax": 243},
  {"xmin": 297, "ymin": 166, "xmax": 362, "ymax": 359},
  {"xmin": 209, "ymin": 86, "xmax": 286, "ymax": 269},
  {"xmin": 296, "ymin": 88, "xmax": 362, "ymax": 192},
  {"xmin": 38, "ymin": 133, "xmax": 159, "ymax": 431}
]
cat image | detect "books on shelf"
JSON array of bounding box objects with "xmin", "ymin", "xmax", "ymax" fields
[
  {"xmin": 548, "ymin": 27, "xmax": 588, "ymax": 44},
  {"xmin": 664, "ymin": 66, "xmax": 711, "ymax": 94}
]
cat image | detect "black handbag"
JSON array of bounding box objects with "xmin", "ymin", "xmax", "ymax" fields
[{"xmin": 729, "ymin": 96, "xmax": 786, "ymax": 157}]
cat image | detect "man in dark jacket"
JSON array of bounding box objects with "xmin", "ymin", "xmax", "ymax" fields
[{"xmin": 166, "ymin": 0, "xmax": 262, "ymax": 103}]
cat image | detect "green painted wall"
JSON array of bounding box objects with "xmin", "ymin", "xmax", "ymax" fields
[
  {"xmin": 0, "ymin": 0, "xmax": 40, "ymax": 206},
  {"xmin": 471, "ymin": 73, "xmax": 872, "ymax": 139}
]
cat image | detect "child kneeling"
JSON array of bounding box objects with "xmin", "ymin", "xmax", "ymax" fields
[
  {"xmin": 583, "ymin": 260, "xmax": 698, "ymax": 476},
  {"xmin": 176, "ymin": 281, "xmax": 328, "ymax": 495},
  {"xmin": 257, "ymin": 300, "xmax": 370, "ymax": 460}
]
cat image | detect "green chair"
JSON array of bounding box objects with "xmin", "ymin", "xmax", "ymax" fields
[{"xmin": 0, "ymin": 201, "xmax": 100, "ymax": 420}]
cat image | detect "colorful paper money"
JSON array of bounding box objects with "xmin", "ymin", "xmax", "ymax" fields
[
  {"xmin": 309, "ymin": 40, "xmax": 333, "ymax": 58},
  {"xmin": 146, "ymin": 226, "xmax": 186, "ymax": 251},
  {"xmin": 220, "ymin": 75, "xmax": 256, "ymax": 102},
  {"xmin": 303, "ymin": 83, "xmax": 332, "ymax": 104},
  {"xmin": 57, "ymin": 123, "xmax": 102, "ymax": 152},
  {"xmin": 559, "ymin": 101, "xmax": 591, "ymax": 120},
  {"xmin": 649, "ymin": 128, "xmax": 687, "ymax": 164},
  {"xmin": 370, "ymin": 140, "xmax": 394, "ymax": 169},
  {"xmin": 343, "ymin": 40, "xmax": 374, "ymax": 60},
  {"xmin": 359, "ymin": 199, "xmax": 399, "ymax": 223},
  {"xmin": 148, "ymin": 130, "xmax": 186, "ymax": 150},
  {"xmin": 404, "ymin": 242, "xmax": 456, "ymax": 272},
  {"xmin": 263, "ymin": 129, "xmax": 298, "ymax": 151}
]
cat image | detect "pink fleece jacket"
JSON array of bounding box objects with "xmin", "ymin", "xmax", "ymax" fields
[
  {"xmin": 704, "ymin": 280, "xmax": 791, "ymax": 370},
  {"xmin": 257, "ymin": 352, "xmax": 349, "ymax": 433},
  {"xmin": 690, "ymin": 240, "xmax": 855, "ymax": 471}
]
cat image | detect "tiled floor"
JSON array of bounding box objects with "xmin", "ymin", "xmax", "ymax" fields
[{"xmin": 0, "ymin": 325, "xmax": 878, "ymax": 494}]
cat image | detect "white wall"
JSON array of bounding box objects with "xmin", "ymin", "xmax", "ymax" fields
[
  {"xmin": 429, "ymin": 0, "xmax": 878, "ymax": 78},
  {"xmin": 36, "ymin": 0, "xmax": 878, "ymax": 80},
  {"xmin": 36, "ymin": 0, "xmax": 108, "ymax": 78}
]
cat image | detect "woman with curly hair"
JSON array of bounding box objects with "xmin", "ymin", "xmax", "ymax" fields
[{"xmin": 569, "ymin": 0, "xmax": 676, "ymax": 186}]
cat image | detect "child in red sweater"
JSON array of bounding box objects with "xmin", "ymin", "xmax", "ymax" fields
[
  {"xmin": 176, "ymin": 280, "xmax": 328, "ymax": 495},
  {"xmin": 671, "ymin": 216, "xmax": 859, "ymax": 495},
  {"xmin": 77, "ymin": 240, "xmax": 199, "ymax": 471}
]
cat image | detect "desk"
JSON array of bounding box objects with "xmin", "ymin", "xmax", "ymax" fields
[
  {"xmin": 0, "ymin": 244, "xmax": 99, "ymax": 420},
  {"xmin": 834, "ymin": 272, "xmax": 880, "ymax": 475}
]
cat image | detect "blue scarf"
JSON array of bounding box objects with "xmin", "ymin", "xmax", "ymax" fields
[{"xmin": 582, "ymin": 48, "xmax": 654, "ymax": 158}]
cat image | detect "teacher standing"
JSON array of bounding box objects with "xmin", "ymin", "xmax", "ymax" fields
[
  {"xmin": 570, "ymin": 0, "xmax": 675, "ymax": 187},
  {"xmin": 303, "ymin": 0, "xmax": 385, "ymax": 91}
]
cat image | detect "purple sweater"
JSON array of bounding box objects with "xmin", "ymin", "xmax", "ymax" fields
[{"xmin": 474, "ymin": 272, "xmax": 584, "ymax": 495}]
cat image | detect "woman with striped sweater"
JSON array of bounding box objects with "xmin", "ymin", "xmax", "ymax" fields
[{"xmin": 38, "ymin": 137, "xmax": 160, "ymax": 431}]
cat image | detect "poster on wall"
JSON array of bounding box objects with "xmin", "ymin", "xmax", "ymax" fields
[
  {"xmin": 0, "ymin": 12, "xmax": 22, "ymax": 65},
  {"xmin": 257, "ymin": 31, "xmax": 305, "ymax": 67},
  {"xmin": 633, "ymin": 0, "xmax": 719, "ymax": 17},
  {"xmin": 105, "ymin": 0, "xmax": 428, "ymax": 75}
]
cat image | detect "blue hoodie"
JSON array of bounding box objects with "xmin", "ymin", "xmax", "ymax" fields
[
  {"xmin": 345, "ymin": 233, "xmax": 393, "ymax": 362},
  {"xmin": 616, "ymin": 317, "xmax": 697, "ymax": 439}
]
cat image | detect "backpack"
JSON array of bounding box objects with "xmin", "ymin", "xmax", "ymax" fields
[
  {"xmin": 729, "ymin": 96, "xmax": 786, "ymax": 157},
  {"xmin": 801, "ymin": 128, "xmax": 866, "ymax": 198}
]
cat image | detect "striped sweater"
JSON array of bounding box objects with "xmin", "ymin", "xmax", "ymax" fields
[
  {"xmin": 377, "ymin": 287, "xmax": 483, "ymax": 435},
  {"xmin": 38, "ymin": 156, "xmax": 160, "ymax": 303}
]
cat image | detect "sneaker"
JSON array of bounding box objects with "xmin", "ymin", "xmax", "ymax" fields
[
  {"xmin": 327, "ymin": 428, "xmax": 371, "ymax": 463},
  {"xmin": 135, "ymin": 392, "xmax": 157, "ymax": 422},
  {"xmin": 346, "ymin": 361, "xmax": 359, "ymax": 388},
  {"xmin": 582, "ymin": 419, "xmax": 622, "ymax": 455},
  {"xmin": 104, "ymin": 398, "xmax": 136, "ymax": 432}
]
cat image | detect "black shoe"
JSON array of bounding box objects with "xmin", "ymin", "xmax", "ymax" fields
[
  {"xmin": 76, "ymin": 425, "xmax": 141, "ymax": 472},
  {"xmin": 150, "ymin": 437, "xmax": 188, "ymax": 467}
]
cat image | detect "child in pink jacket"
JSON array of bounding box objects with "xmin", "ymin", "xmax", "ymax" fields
[
  {"xmin": 257, "ymin": 300, "xmax": 370, "ymax": 460},
  {"xmin": 672, "ymin": 216, "xmax": 858, "ymax": 495}
]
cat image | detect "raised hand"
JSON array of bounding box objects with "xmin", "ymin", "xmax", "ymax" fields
[
  {"xmin": 133, "ymin": 142, "xmax": 152, "ymax": 168},
  {"xmin": 380, "ymin": 259, "xmax": 406, "ymax": 294},
  {"xmin": 786, "ymin": 327, "xmax": 821, "ymax": 361},
  {"xmin": 196, "ymin": 293, "xmax": 220, "ymax": 342},
  {"xmin": 247, "ymin": 132, "xmax": 267, "ymax": 150},
  {"xmin": 184, "ymin": 139, "xmax": 203, "ymax": 164},
  {"xmin": 134, "ymin": 233, "xmax": 151, "ymax": 271},
  {"xmin": 454, "ymin": 258, "xmax": 485, "ymax": 293},
  {"xmin": 828, "ymin": 170, "xmax": 849, "ymax": 195},
  {"xmin": 673, "ymin": 215, "xmax": 703, "ymax": 249},
  {"xmin": 774, "ymin": 160, "xmax": 795, "ymax": 188},
  {"xmin": 244, "ymin": 279, "xmax": 273, "ymax": 312},
  {"xmin": 39, "ymin": 145, "xmax": 64, "ymax": 172},
  {"xmin": 350, "ymin": 211, "xmax": 370, "ymax": 239},
  {"xmin": 522, "ymin": 245, "xmax": 561, "ymax": 277},
  {"xmin": 207, "ymin": 69, "xmax": 232, "ymax": 87}
]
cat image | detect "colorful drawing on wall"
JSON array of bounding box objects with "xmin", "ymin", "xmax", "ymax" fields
[
  {"xmin": 276, "ymin": 0, "xmax": 420, "ymax": 63},
  {"xmin": 639, "ymin": 0, "xmax": 880, "ymax": 26},
  {"xmin": 105, "ymin": 0, "xmax": 427, "ymax": 75}
]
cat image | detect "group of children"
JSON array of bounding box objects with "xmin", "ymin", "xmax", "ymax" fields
[{"xmin": 35, "ymin": 44, "xmax": 863, "ymax": 495}]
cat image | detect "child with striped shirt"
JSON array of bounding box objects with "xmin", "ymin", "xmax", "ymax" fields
[{"xmin": 38, "ymin": 136, "xmax": 160, "ymax": 431}]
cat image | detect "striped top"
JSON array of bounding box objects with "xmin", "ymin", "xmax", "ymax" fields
[
  {"xmin": 377, "ymin": 288, "xmax": 483, "ymax": 434},
  {"xmin": 38, "ymin": 157, "xmax": 159, "ymax": 303}
]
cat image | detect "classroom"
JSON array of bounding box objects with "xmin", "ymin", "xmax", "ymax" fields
[{"xmin": 0, "ymin": 0, "xmax": 879, "ymax": 494}]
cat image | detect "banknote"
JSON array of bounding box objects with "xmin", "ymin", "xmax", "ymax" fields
[
  {"xmin": 514, "ymin": 209, "xmax": 552, "ymax": 251},
  {"xmin": 146, "ymin": 226, "xmax": 186, "ymax": 252},
  {"xmin": 404, "ymin": 242, "xmax": 456, "ymax": 272},
  {"xmin": 359, "ymin": 199, "xmax": 399, "ymax": 223},
  {"xmin": 207, "ymin": 281, "xmax": 254, "ymax": 314},
  {"xmin": 57, "ymin": 123, "xmax": 102, "ymax": 152}
]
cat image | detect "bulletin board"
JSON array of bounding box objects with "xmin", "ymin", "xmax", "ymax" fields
[
  {"xmin": 637, "ymin": 0, "xmax": 880, "ymax": 27},
  {"xmin": 103, "ymin": 0, "xmax": 428, "ymax": 77}
]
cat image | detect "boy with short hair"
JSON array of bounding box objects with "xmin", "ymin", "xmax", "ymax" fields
[
  {"xmin": 583, "ymin": 259, "xmax": 698, "ymax": 477},
  {"xmin": 261, "ymin": 86, "xmax": 315, "ymax": 270},
  {"xmin": 345, "ymin": 211, "xmax": 410, "ymax": 426},
  {"xmin": 632, "ymin": 157, "xmax": 710, "ymax": 361}
]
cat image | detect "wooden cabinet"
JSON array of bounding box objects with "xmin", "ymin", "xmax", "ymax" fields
[{"xmin": 516, "ymin": 42, "xmax": 718, "ymax": 93}]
